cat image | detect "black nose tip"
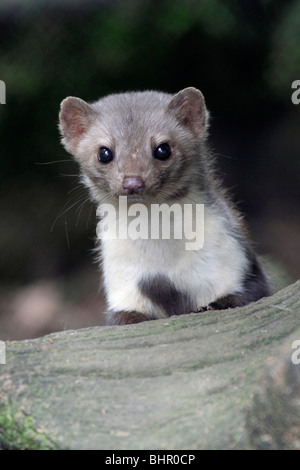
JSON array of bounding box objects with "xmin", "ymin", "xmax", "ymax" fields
[{"xmin": 122, "ymin": 177, "xmax": 145, "ymax": 195}]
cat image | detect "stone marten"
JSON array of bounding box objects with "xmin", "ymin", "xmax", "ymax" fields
[{"xmin": 59, "ymin": 87, "xmax": 272, "ymax": 325}]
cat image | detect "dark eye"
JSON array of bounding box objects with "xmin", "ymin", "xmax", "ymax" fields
[
  {"xmin": 98, "ymin": 147, "xmax": 114, "ymax": 164},
  {"xmin": 154, "ymin": 143, "xmax": 172, "ymax": 161}
]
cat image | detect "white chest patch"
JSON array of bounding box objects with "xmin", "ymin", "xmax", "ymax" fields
[{"xmin": 97, "ymin": 196, "xmax": 249, "ymax": 319}]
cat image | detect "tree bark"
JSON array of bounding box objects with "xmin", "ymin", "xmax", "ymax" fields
[{"xmin": 0, "ymin": 276, "xmax": 299, "ymax": 449}]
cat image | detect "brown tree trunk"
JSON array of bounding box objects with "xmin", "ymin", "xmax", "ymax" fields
[{"xmin": 0, "ymin": 276, "xmax": 299, "ymax": 449}]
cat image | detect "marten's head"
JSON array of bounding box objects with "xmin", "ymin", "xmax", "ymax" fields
[{"xmin": 59, "ymin": 87, "xmax": 209, "ymax": 204}]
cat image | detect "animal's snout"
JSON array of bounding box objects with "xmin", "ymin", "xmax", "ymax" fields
[{"xmin": 122, "ymin": 176, "xmax": 145, "ymax": 195}]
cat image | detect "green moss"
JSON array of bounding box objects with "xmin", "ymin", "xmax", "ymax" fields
[{"xmin": 0, "ymin": 402, "xmax": 57, "ymax": 450}]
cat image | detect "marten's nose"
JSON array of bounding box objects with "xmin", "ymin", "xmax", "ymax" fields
[{"xmin": 122, "ymin": 176, "xmax": 145, "ymax": 195}]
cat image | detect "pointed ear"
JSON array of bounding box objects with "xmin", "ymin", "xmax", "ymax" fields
[
  {"xmin": 59, "ymin": 97, "xmax": 95, "ymax": 152},
  {"xmin": 167, "ymin": 87, "xmax": 208, "ymax": 139}
]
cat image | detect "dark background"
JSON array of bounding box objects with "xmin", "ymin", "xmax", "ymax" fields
[{"xmin": 0, "ymin": 0, "xmax": 299, "ymax": 340}]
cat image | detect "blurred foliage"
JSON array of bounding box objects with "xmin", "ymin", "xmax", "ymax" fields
[{"xmin": 0, "ymin": 0, "xmax": 299, "ymax": 283}]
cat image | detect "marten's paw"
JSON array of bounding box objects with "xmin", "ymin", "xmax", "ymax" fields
[
  {"xmin": 193, "ymin": 305, "xmax": 214, "ymax": 313},
  {"xmin": 106, "ymin": 310, "xmax": 150, "ymax": 326},
  {"xmin": 194, "ymin": 294, "xmax": 246, "ymax": 313}
]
